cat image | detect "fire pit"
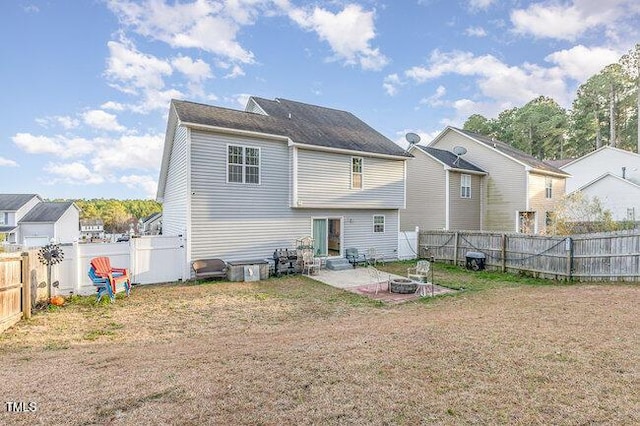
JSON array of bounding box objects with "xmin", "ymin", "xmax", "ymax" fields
[{"xmin": 389, "ymin": 278, "xmax": 418, "ymax": 294}]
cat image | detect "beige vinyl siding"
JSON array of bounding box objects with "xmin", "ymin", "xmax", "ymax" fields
[
  {"xmin": 528, "ymin": 172, "xmax": 565, "ymax": 233},
  {"xmin": 432, "ymin": 130, "xmax": 527, "ymax": 232},
  {"xmin": 162, "ymin": 125, "xmax": 189, "ymax": 236},
  {"xmin": 189, "ymin": 129, "xmax": 399, "ymax": 262},
  {"xmin": 296, "ymin": 149, "xmax": 405, "ymax": 209},
  {"xmin": 448, "ymin": 172, "xmax": 482, "ymax": 230},
  {"xmin": 401, "ymin": 150, "xmax": 446, "ymax": 231}
]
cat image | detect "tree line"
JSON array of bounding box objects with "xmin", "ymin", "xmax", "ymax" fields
[
  {"xmin": 463, "ymin": 44, "xmax": 640, "ymax": 160},
  {"xmin": 67, "ymin": 199, "xmax": 161, "ymax": 234}
]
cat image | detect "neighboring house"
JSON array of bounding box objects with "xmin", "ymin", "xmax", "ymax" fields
[
  {"xmin": 141, "ymin": 212, "xmax": 162, "ymax": 235},
  {"xmin": 403, "ymin": 127, "xmax": 569, "ymax": 234},
  {"xmin": 0, "ymin": 194, "xmax": 42, "ymax": 244},
  {"xmin": 561, "ymin": 145, "xmax": 640, "ymax": 192},
  {"xmin": 157, "ymin": 97, "xmax": 411, "ymax": 267},
  {"xmin": 402, "ymin": 145, "xmax": 487, "ymax": 231},
  {"xmin": 80, "ymin": 219, "xmax": 105, "ymax": 241},
  {"xmin": 19, "ymin": 201, "xmax": 80, "ymax": 246},
  {"xmin": 570, "ymin": 173, "xmax": 640, "ymax": 221}
]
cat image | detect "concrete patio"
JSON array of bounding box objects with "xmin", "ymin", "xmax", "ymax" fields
[{"xmin": 308, "ymin": 267, "xmax": 454, "ymax": 304}]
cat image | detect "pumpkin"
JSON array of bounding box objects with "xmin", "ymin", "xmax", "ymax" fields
[{"xmin": 50, "ymin": 295, "xmax": 65, "ymax": 306}]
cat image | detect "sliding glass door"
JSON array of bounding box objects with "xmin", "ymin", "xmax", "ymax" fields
[{"xmin": 312, "ymin": 218, "xmax": 341, "ymax": 257}]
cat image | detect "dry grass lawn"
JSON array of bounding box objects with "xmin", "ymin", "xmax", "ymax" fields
[{"xmin": 1, "ymin": 263, "xmax": 638, "ymax": 425}]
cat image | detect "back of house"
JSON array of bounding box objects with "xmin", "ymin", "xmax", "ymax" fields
[
  {"xmin": 157, "ymin": 97, "xmax": 411, "ymax": 268},
  {"xmin": 424, "ymin": 127, "xmax": 569, "ymax": 234}
]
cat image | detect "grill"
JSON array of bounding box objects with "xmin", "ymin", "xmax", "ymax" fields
[{"xmin": 273, "ymin": 248, "xmax": 298, "ymax": 276}]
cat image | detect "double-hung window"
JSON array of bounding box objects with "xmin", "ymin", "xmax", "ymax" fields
[
  {"xmin": 545, "ymin": 177, "xmax": 553, "ymax": 198},
  {"xmin": 351, "ymin": 157, "xmax": 363, "ymax": 189},
  {"xmin": 373, "ymin": 215, "xmax": 385, "ymax": 233},
  {"xmin": 0, "ymin": 212, "xmax": 6, "ymax": 225},
  {"xmin": 460, "ymin": 174, "xmax": 471, "ymax": 198},
  {"xmin": 228, "ymin": 145, "xmax": 260, "ymax": 184}
]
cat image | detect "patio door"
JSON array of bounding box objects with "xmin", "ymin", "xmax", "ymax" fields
[{"xmin": 312, "ymin": 218, "xmax": 341, "ymax": 257}]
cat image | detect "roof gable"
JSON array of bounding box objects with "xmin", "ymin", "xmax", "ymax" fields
[
  {"xmin": 575, "ymin": 172, "xmax": 640, "ymax": 193},
  {"xmin": 435, "ymin": 127, "xmax": 569, "ymax": 177},
  {"xmin": 19, "ymin": 201, "xmax": 77, "ymax": 223},
  {"xmin": 0, "ymin": 194, "xmax": 41, "ymax": 211},
  {"xmin": 562, "ymin": 145, "xmax": 640, "ymax": 169}
]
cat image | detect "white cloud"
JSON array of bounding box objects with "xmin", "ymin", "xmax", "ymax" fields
[
  {"xmin": 101, "ymin": 101, "xmax": 126, "ymax": 111},
  {"xmin": 404, "ymin": 50, "xmax": 572, "ymax": 107},
  {"xmin": 231, "ymin": 93, "xmax": 252, "ymax": 109},
  {"xmin": 285, "ymin": 4, "xmax": 388, "ymax": 70},
  {"xmin": 420, "ymin": 85, "xmax": 447, "ymax": 106},
  {"xmin": 171, "ymin": 55, "xmax": 213, "ymax": 82},
  {"xmin": 106, "ymin": 0, "xmax": 256, "ymax": 64},
  {"xmin": 119, "ymin": 175, "xmax": 158, "ymax": 198},
  {"xmin": 105, "ymin": 37, "xmax": 173, "ymax": 93},
  {"xmin": 82, "ymin": 110, "xmax": 126, "ymax": 132},
  {"xmin": 224, "ymin": 64, "xmax": 245, "ymax": 79},
  {"xmin": 90, "ymin": 133, "xmax": 164, "ymax": 174},
  {"xmin": 0, "ymin": 157, "xmax": 18, "ymax": 167},
  {"xmin": 35, "ymin": 115, "xmax": 80, "ymax": 130},
  {"xmin": 383, "ymin": 73, "xmax": 403, "ymax": 96},
  {"xmin": 105, "ymin": 37, "xmax": 183, "ymax": 112},
  {"xmin": 510, "ymin": 0, "xmax": 640, "ymax": 41},
  {"xmin": 468, "ymin": 0, "xmax": 495, "ymax": 10},
  {"xmin": 464, "ymin": 26, "xmax": 487, "ymax": 37},
  {"xmin": 44, "ymin": 162, "xmax": 104, "ymax": 185},
  {"xmin": 545, "ymin": 45, "xmax": 622, "ymax": 82},
  {"xmin": 12, "ymin": 133, "xmax": 94, "ymax": 158}
]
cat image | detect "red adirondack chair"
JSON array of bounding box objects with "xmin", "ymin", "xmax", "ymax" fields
[{"xmin": 90, "ymin": 257, "xmax": 131, "ymax": 295}]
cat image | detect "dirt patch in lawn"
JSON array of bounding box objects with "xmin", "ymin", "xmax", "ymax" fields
[{"xmin": 1, "ymin": 274, "xmax": 638, "ymax": 425}]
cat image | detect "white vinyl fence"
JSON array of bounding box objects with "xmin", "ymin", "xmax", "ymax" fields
[
  {"xmin": 398, "ymin": 228, "xmax": 419, "ymax": 260},
  {"xmin": 53, "ymin": 235, "xmax": 186, "ymax": 296}
]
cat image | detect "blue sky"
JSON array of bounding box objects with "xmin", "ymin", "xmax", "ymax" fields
[{"xmin": 1, "ymin": 0, "xmax": 638, "ymax": 200}]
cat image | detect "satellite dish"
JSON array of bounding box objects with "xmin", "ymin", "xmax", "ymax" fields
[
  {"xmin": 452, "ymin": 146, "xmax": 467, "ymax": 156},
  {"xmin": 405, "ymin": 132, "xmax": 421, "ymax": 144}
]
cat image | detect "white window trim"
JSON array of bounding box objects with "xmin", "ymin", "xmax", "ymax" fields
[
  {"xmin": 226, "ymin": 143, "xmax": 261, "ymax": 185},
  {"xmin": 545, "ymin": 177, "xmax": 553, "ymax": 199},
  {"xmin": 373, "ymin": 214, "xmax": 385, "ymax": 233},
  {"xmin": 351, "ymin": 156, "xmax": 363, "ymax": 190},
  {"xmin": 0, "ymin": 212, "xmax": 6, "ymax": 225},
  {"xmin": 460, "ymin": 174, "xmax": 471, "ymax": 198}
]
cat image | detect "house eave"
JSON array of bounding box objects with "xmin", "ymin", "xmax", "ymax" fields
[{"xmin": 288, "ymin": 141, "xmax": 411, "ymax": 161}]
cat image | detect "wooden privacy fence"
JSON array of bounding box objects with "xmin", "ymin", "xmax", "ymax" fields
[
  {"xmin": 419, "ymin": 229, "xmax": 640, "ymax": 282},
  {"xmin": 0, "ymin": 253, "xmax": 32, "ymax": 333}
]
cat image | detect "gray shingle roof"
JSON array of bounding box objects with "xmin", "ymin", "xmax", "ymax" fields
[
  {"xmin": 19, "ymin": 201, "xmax": 75, "ymax": 223},
  {"xmin": 414, "ymin": 146, "xmax": 486, "ymax": 173},
  {"xmin": 172, "ymin": 98, "xmax": 411, "ymax": 158},
  {"xmin": 0, "ymin": 194, "xmax": 40, "ymax": 211},
  {"xmin": 454, "ymin": 128, "xmax": 570, "ymax": 176},
  {"xmin": 0, "ymin": 225, "xmax": 18, "ymax": 233}
]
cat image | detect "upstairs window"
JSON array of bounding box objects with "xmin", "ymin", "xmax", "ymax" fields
[
  {"xmin": 351, "ymin": 157, "xmax": 363, "ymax": 189},
  {"xmin": 460, "ymin": 174, "xmax": 471, "ymax": 198},
  {"xmin": 545, "ymin": 177, "xmax": 553, "ymax": 198},
  {"xmin": 228, "ymin": 145, "xmax": 260, "ymax": 184},
  {"xmin": 0, "ymin": 212, "xmax": 6, "ymax": 225}
]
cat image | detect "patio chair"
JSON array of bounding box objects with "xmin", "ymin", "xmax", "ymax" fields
[
  {"xmin": 407, "ymin": 260, "xmax": 431, "ymax": 282},
  {"xmin": 345, "ymin": 247, "xmax": 367, "ymax": 268},
  {"xmin": 366, "ymin": 265, "xmax": 387, "ymax": 295},
  {"xmin": 90, "ymin": 257, "xmax": 131, "ymax": 296},
  {"xmin": 302, "ymin": 251, "xmax": 321, "ymax": 275},
  {"xmin": 366, "ymin": 247, "xmax": 384, "ymax": 265}
]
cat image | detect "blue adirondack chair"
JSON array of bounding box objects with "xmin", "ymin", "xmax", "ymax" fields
[{"xmin": 88, "ymin": 266, "xmax": 115, "ymax": 302}]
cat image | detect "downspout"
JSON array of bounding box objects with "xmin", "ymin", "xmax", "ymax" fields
[{"xmin": 445, "ymin": 169, "xmax": 450, "ymax": 230}]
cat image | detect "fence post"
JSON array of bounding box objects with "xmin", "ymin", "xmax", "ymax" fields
[
  {"xmin": 565, "ymin": 237, "xmax": 573, "ymax": 281},
  {"xmin": 501, "ymin": 234, "xmax": 507, "ymax": 273},
  {"xmin": 73, "ymin": 242, "xmax": 82, "ymax": 295},
  {"xmin": 21, "ymin": 252, "xmax": 31, "ymax": 320},
  {"xmin": 453, "ymin": 231, "xmax": 459, "ymax": 266}
]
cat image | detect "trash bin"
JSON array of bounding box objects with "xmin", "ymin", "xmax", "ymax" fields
[{"xmin": 465, "ymin": 251, "xmax": 485, "ymax": 271}]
